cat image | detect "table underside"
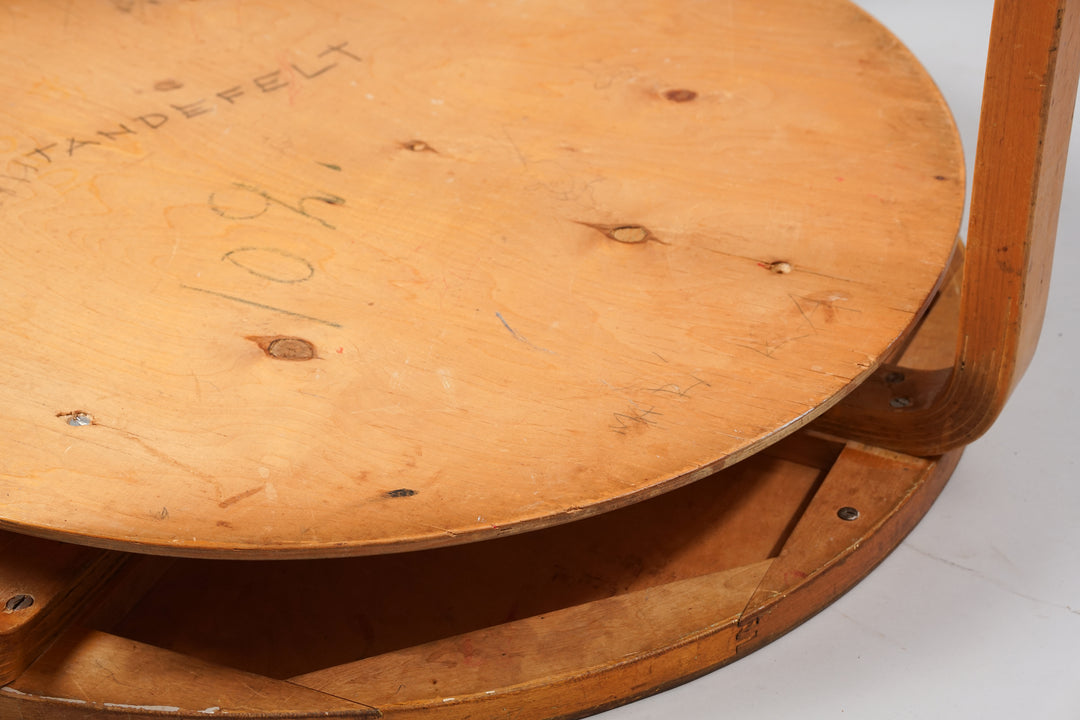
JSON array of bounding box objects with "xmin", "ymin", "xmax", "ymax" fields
[{"xmin": 0, "ymin": 0, "xmax": 963, "ymax": 557}]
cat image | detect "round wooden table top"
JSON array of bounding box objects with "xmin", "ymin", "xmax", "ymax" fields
[{"xmin": 0, "ymin": 0, "xmax": 963, "ymax": 558}]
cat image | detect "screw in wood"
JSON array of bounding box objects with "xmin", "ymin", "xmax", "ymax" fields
[
  {"xmin": 68, "ymin": 412, "xmax": 93, "ymax": 426},
  {"xmin": 837, "ymin": 506, "xmax": 860, "ymax": 522},
  {"xmin": 5, "ymin": 594, "xmax": 34, "ymax": 612},
  {"xmin": 889, "ymin": 396, "xmax": 913, "ymax": 408}
]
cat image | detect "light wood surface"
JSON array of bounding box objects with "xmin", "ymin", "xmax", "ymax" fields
[{"xmin": 0, "ymin": 0, "xmax": 962, "ymax": 558}]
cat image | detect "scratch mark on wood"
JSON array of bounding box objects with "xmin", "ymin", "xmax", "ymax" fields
[
  {"xmin": 735, "ymin": 335, "xmax": 811, "ymax": 359},
  {"xmin": 610, "ymin": 404, "xmax": 661, "ymax": 434},
  {"xmin": 219, "ymin": 485, "xmax": 265, "ymax": 509},
  {"xmin": 495, "ymin": 312, "xmax": 554, "ymax": 354},
  {"xmin": 95, "ymin": 427, "xmax": 227, "ymax": 499},
  {"xmin": 648, "ymin": 376, "xmax": 710, "ymax": 397},
  {"xmin": 104, "ymin": 704, "xmax": 181, "ymax": 713},
  {"xmin": 154, "ymin": 78, "xmax": 183, "ymax": 92},
  {"xmin": 503, "ymin": 126, "xmax": 528, "ymax": 167},
  {"xmin": 792, "ymin": 291, "xmax": 855, "ymax": 325},
  {"xmin": 181, "ymin": 285, "xmax": 342, "ymax": 327},
  {"xmin": 791, "ymin": 294, "xmax": 817, "ymax": 331}
]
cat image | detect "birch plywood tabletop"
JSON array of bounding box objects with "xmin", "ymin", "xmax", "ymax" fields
[{"xmin": 0, "ymin": 0, "xmax": 963, "ymax": 558}]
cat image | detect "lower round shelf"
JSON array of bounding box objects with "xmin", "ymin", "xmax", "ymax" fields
[{"xmin": 0, "ymin": 430, "xmax": 961, "ymax": 719}]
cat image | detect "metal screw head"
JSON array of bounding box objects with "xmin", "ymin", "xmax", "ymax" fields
[
  {"xmin": 837, "ymin": 506, "xmax": 860, "ymax": 521},
  {"xmin": 890, "ymin": 396, "xmax": 913, "ymax": 409},
  {"xmin": 68, "ymin": 412, "xmax": 93, "ymax": 426},
  {"xmin": 884, "ymin": 371, "xmax": 906, "ymax": 384},
  {"xmin": 5, "ymin": 594, "xmax": 34, "ymax": 612}
]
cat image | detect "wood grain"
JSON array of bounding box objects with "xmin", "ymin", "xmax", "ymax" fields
[
  {"xmin": 1, "ymin": 628, "xmax": 377, "ymax": 719},
  {"xmin": 0, "ymin": 0, "xmax": 962, "ymax": 558}
]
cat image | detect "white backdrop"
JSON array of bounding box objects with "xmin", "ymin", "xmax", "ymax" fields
[{"xmin": 598, "ymin": 2, "xmax": 1080, "ymax": 718}]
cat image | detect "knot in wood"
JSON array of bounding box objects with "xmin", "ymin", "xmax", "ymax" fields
[
  {"xmin": 664, "ymin": 88, "xmax": 698, "ymax": 102},
  {"xmin": 267, "ymin": 337, "xmax": 316, "ymax": 361}
]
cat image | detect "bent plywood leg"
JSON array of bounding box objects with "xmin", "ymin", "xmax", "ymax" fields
[{"xmin": 821, "ymin": 0, "xmax": 1080, "ymax": 455}]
